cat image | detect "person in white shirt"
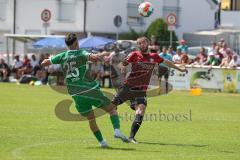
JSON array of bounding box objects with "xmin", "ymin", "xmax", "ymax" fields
[
  {"xmin": 228, "ymin": 55, "xmax": 240, "ymax": 68},
  {"xmin": 30, "ymin": 54, "xmax": 39, "ymax": 68},
  {"xmin": 12, "ymin": 55, "xmax": 23, "ymax": 79},
  {"xmin": 13, "ymin": 55, "xmax": 23, "ymax": 69},
  {"xmin": 172, "ymin": 48, "xmax": 182, "ymax": 64}
]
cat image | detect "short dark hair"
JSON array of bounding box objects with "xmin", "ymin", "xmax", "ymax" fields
[{"xmin": 65, "ymin": 33, "xmax": 77, "ymax": 46}]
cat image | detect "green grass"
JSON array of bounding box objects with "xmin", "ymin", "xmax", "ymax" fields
[{"xmin": 0, "ymin": 83, "xmax": 240, "ymax": 160}]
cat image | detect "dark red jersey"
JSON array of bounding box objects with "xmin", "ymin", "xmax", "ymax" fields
[{"xmin": 123, "ymin": 51, "xmax": 164, "ymax": 89}]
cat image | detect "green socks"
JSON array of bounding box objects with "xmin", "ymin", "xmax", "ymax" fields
[
  {"xmin": 93, "ymin": 130, "xmax": 103, "ymax": 142},
  {"xmin": 110, "ymin": 115, "xmax": 120, "ymax": 129},
  {"xmin": 93, "ymin": 115, "xmax": 120, "ymax": 143}
]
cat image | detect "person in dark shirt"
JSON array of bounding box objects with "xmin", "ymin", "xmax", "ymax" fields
[
  {"xmin": 148, "ymin": 35, "xmax": 160, "ymax": 53},
  {"xmin": 111, "ymin": 37, "xmax": 187, "ymax": 143},
  {"xmin": 0, "ymin": 59, "xmax": 10, "ymax": 82}
]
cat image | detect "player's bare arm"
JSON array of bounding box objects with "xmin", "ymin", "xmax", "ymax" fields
[
  {"xmin": 41, "ymin": 59, "xmax": 51, "ymax": 67},
  {"xmin": 89, "ymin": 51, "xmax": 110, "ymax": 62},
  {"xmin": 163, "ymin": 59, "xmax": 187, "ymax": 73}
]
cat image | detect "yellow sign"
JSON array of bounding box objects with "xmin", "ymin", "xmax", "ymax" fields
[{"xmin": 223, "ymin": 69, "xmax": 237, "ymax": 93}]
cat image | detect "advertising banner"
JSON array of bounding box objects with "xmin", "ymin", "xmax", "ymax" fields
[
  {"xmin": 222, "ymin": 69, "xmax": 238, "ymax": 93},
  {"xmin": 236, "ymin": 70, "xmax": 240, "ymax": 93},
  {"xmin": 169, "ymin": 68, "xmax": 189, "ymax": 90},
  {"xmin": 189, "ymin": 68, "xmax": 224, "ymax": 91},
  {"xmin": 152, "ymin": 66, "xmax": 240, "ymax": 93}
]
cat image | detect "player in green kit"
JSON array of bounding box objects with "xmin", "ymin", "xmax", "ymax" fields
[{"xmin": 41, "ymin": 33, "xmax": 128, "ymax": 147}]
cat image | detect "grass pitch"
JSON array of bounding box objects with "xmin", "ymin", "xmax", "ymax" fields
[{"xmin": 0, "ymin": 83, "xmax": 240, "ymax": 160}]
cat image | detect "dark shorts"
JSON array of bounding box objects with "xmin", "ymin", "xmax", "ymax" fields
[
  {"xmin": 158, "ymin": 66, "xmax": 170, "ymax": 79},
  {"xmin": 112, "ymin": 85, "xmax": 147, "ymax": 110}
]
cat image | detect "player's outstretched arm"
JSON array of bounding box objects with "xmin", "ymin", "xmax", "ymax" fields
[
  {"xmin": 41, "ymin": 59, "xmax": 51, "ymax": 67},
  {"xmin": 89, "ymin": 51, "xmax": 110, "ymax": 62},
  {"xmin": 164, "ymin": 59, "xmax": 187, "ymax": 73}
]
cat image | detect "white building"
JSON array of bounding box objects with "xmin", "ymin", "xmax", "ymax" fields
[
  {"xmin": 221, "ymin": 0, "xmax": 240, "ymax": 27},
  {"xmin": 183, "ymin": 0, "xmax": 240, "ymax": 53},
  {"xmin": 0, "ymin": 0, "xmax": 218, "ymax": 54}
]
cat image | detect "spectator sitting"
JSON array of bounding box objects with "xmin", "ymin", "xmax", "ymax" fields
[
  {"xmin": 17, "ymin": 63, "xmax": 32, "ymax": 79},
  {"xmin": 173, "ymin": 48, "xmax": 182, "ymax": 64},
  {"xmin": 30, "ymin": 54, "xmax": 40, "ymax": 75},
  {"xmin": 148, "ymin": 35, "xmax": 160, "ymax": 53},
  {"xmin": 177, "ymin": 39, "xmax": 188, "ymax": 53},
  {"xmin": 167, "ymin": 45, "xmax": 176, "ymax": 55},
  {"xmin": 220, "ymin": 53, "xmax": 232, "ymax": 68},
  {"xmin": 173, "ymin": 48, "xmax": 189, "ymax": 65},
  {"xmin": 22, "ymin": 55, "xmax": 30, "ymax": 67},
  {"xmin": 209, "ymin": 41, "xmax": 217, "ymax": 54},
  {"xmin": 228, "ymin": 55, "xmax": 240, "ymax": 68},
  {"xmin": 214, "ymin": 46, "xmax": 224, "ymax": 64},
  {"xmin": 0, "ymin": 59, "xmax": 10, "ymax": 82},
  {"xmin": 204, "ymin": 52, "xmax": 220, "ymax": 66},
  {"xmin": 224, "ymin": 48, "xmax": 234, "ymax": 58},
  {"xmin": 181, "ymin": 51, "xmax": 190, "ymax": 64},
  {"xmin": 17, "ymin": 55, "xmax": 32, "ymax": 78},
  {"xmin": 193, "ymin": 47, "xmax": 207, "ymax": 65},
  {"xmin": 220, "ymin": 42, "xmax": 233, "ymax": 58},
  {"xmin": 39, "ymin": 54, "xmax": 46, "ymax": 66},
  {"xmin": 12, "ymin": 55, "xmax": 23, "ymax": 79}
]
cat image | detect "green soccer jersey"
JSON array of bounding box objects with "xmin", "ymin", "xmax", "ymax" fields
[{"xmin": 50, "ymin": 49, "xmax": 99, "ymax": 96}]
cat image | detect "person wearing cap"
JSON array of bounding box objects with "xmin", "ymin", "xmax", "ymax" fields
[{"xmin": 204, "ymin": 52, "xmax": 220, "ymax": 66}]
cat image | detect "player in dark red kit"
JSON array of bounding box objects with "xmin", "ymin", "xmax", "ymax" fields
[{"xmin": 112, "ymin": 37, "xmax": 187, "ymax": 143}]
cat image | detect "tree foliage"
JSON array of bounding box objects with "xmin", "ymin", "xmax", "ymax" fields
[{"xmin": 145, "ymin": 18, "xmax": 178, "ymax": 48}]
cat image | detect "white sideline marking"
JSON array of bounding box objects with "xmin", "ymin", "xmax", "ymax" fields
[{"xmin": 11, "ymin": 139, "xmax": 95, "ymax": 160}]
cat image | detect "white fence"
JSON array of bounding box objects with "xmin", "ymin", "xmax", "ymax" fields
[{"xmin": 169, "ymin": 66, "xmax": 240, "ymax": 93}]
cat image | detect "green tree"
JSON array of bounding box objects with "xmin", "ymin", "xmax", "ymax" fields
[
  {"xmin": 145, "ymin": 18, "xmax": 178, "ymax": 48},
  {"xmin": 119, "ymin": 28, "xmax": 144, "ymax": 40}
]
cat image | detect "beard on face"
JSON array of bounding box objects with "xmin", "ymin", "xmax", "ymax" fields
[{"xmin": 140, "ymin": 47, "xmax": 148, "ymax": 53}]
